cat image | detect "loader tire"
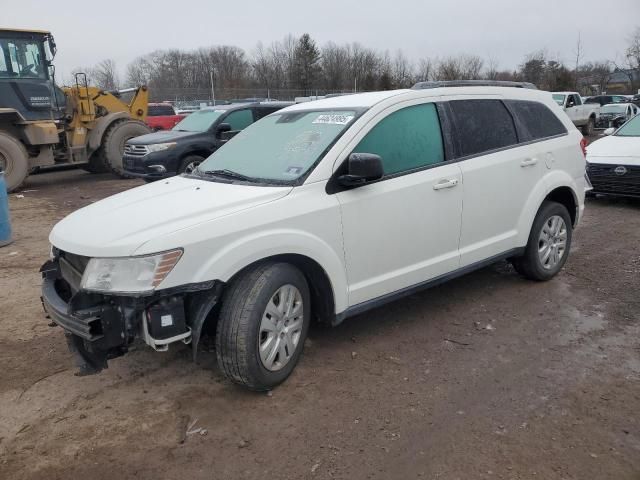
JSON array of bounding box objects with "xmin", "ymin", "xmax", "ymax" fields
[
  {"xmin": 0, "ymin": 131, "xmax": 29, "ymax": 192},
  {"xmin": 100, "ymin": 120, "xmax": 150, "ymax": 178},
  {"xmin": 82, "ymin": 152, "xmax": 110, "ymax": 174}
]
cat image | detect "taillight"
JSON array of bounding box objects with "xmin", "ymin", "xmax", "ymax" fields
[{"xmin": 580, "ymin": 137, "xmax": 588, "ymax": 157}]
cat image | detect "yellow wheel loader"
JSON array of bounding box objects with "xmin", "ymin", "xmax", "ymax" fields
[{"xmin": 0, "ymin": 28, "xmax": 151, "ymax": 192}]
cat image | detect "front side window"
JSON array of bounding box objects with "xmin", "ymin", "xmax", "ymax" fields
[
  {"xmin": 507, "ymin": 100, "xmax": 567, "ymax": 142},
  {"xmin": 197, "ymin": 109, "xmax": 358, "ymax": 183},
  {"xmin": 352, "ymin": 103, "xmax": 444, "ymax": 175},
  {"xmin": 224, "ymin": 109, "xmax": 254, "ymax": 131},
  {"xmin": 173, "ymin": 109, "xmax": 224, "ymax": 132},
  {"xmin": 0, "ymin": 37, "xmax": 46, "ymax": 79},
  {"xmin": 449, "ymin": 99, "xmax": 518, "ymax": 157},
  {"xmin": 614, "ymin": 114, "xmax": 640, "ymax": 137}
]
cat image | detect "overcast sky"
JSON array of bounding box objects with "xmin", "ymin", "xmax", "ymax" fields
[{"xmin": 5, "ymin": 0, "xmax": 639, "ymax": 82}]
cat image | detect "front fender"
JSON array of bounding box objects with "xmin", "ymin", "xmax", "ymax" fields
[{"xmin": 194, "ymin": 229, "xmax": 349, "ymax": 313}]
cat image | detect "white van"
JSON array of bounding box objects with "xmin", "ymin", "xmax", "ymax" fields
[{"xmin": 42, "ymin": 81, "xmax": 588, "ymax": 390}]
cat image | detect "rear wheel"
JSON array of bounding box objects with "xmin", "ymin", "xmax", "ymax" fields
[
  {"xmin": 100, "ymin": 120, "xmax": 151, "ymax": 178},
  {"xmin": 0, "ymin": 131, "xmax": 29, "ymax": 192},
  {"xmin": 178, "ymin": 155, "xmax": 204, "ymax": 175},
  {"xmin": 512, "ymin": 201, "xmax": 572, "ymax": 281},
  {"xmin": 216, "ymin": 262, "xmax": 311, "ymax": 391},
  {"xmin": 581, "ymin": 117, "xmax": 595, "ymax": 136}
]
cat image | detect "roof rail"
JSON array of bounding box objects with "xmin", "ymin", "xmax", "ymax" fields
[{"xmin": 411, "ymin": 80, "xmax": 538, "ymax": 90}]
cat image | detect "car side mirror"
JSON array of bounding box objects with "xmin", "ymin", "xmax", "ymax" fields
[
  {"xmin": 566, "ymin": 101, "xmax": 575, "ymax": 108},
  {"xmin": 338, "ymin": 153, "xmax": 384, "ymax": 187},
  {"xmin": 604, "ymin": 127, "xmax": 615, "ymax": 136},
  {"xmin": 216, "ymin": 123, "xmax": 231, "ymax": 134}
]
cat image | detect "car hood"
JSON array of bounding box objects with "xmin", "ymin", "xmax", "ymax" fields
[
  {"xmin": 50, "ymin": 176, "xmax": 292, "ymax": 257},
  {"xmin": 127, "ymin": 130, "xmax": 200, "ymax": 144},
  {"xmin": 587, "ymin": 135, "xmax": 640, "ymax": 165}
]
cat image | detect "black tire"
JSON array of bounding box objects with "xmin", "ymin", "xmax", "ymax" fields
[
  {"xmin": 581, "ymin": 117, "xmax": 595, "ymax": 136},
  {"xmin": 0, "ymin": 131, "xmax": 29, "ymax": 192},
  {"xmin": 100, "ymin": 120, "xmax": 151, "ymax": 178},
  {"xmin": 82, "ymin": 152, "xmax": 110, "ymax": 173},
  {"xmin": 216, "ymin": 262, "xmax": 311, "ymax": 391},
  {"xmin": 178, "ymin": 155, "xmax": 204, "ymax": 175},
  {"xmin": 512, "ymin": 201, "xmax": 573, "ymax": 281}
]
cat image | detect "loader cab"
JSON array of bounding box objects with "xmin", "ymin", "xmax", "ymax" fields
[{"xmin": 0, "ymin": 29, "xmax": 63, "ymax": 121}]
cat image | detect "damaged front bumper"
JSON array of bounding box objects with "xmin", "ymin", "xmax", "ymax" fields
[{"xmin": 41, "ymin": 255, "xmax": 222, "ymax": 375}]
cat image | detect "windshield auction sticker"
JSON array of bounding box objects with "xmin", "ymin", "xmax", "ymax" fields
[{"xmin": 312, "ymin": 114, "xmax": 354, "ymax": 125}]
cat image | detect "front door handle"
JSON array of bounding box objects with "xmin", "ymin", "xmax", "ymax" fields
[
  {"xmin": 520, "ymin": 158, "xmax": 538, "ymax": 167},
  {"xmin": 433, "ymin": 178, "xmax": 459, "ymax": 190}
]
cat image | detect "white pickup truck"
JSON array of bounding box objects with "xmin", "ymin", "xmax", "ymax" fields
[{"xmin": 552, "ymin": 92, "xmax": 600, "ymax": 135}]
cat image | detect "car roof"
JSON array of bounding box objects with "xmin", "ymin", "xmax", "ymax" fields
[{"xmin": 281, "ymin": 86, "xmax": 553, "ymax": 113}]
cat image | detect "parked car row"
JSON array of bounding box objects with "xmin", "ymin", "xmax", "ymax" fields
[
  {"xmin": 586, "ymin": 113, "xmax": 640, "ymax": 198},
  {"xmin": 125, "ymin": 101, "xmax": 292, "ymax": 179},
  {"xmin": 43, "ymin": 81, "xmax": 589, "ymax": 390}
]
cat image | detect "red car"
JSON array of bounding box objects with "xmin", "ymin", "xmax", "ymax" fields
[{"xmin": 145, "ymin": 103, "xmax": 186, "ymax": 131}]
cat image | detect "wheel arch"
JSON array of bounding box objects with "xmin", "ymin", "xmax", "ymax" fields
[
  {"xmin": 87, "ymin": 112, "xmax": 130, "ymax": 153},
  {"xmin": 516, "ymin": 174, "xmax": 581, "ymax": 246},
  {"xmin": 226, "ymin": 253, "xmax": 337, "ymax": 326}
]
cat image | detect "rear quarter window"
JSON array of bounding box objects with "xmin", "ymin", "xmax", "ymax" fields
[
  {"xmin": 506, "ymin": 100, "xmax": 567, "ymax": 142},
  {"xmin": 449, "ymin": 99, "xmax": 518, "ymax": 157}
]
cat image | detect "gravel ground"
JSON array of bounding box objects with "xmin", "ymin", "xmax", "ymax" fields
[{"xmin": 0, "ymin": 167, "xmax": 639, "ymax": 480}]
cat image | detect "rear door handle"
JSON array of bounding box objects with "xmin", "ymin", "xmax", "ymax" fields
[
  {"xmin": 520, "ymin": 158, "xmax": 538, "ymax": 167},
  {"xmin": 433, "ymin": 178, "xmax": 459, "ymax": 190}
]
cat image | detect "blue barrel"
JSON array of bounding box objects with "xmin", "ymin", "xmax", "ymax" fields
[{"xmin": 0, "ymin": 172, "xmax": 13, "ymax": 247}]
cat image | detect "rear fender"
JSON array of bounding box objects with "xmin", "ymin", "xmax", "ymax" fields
[{"xmin": 515, "ymin": 171, "xmax": 580, "ymax": 246}]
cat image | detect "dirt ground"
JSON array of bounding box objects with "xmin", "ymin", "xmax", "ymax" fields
[{"xmin": 0, "ymin": 166, "xmax": 639, "ymax": 480}]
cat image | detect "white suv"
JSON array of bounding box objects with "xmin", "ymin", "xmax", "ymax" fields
[{"xmin": 42, "ymin": 81, "xmax": 588, "ymax": 390}]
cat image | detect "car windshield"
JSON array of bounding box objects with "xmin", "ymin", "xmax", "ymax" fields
[
  {"xmin": 173, "ymin": 109, "xmax": 224, "ymax": 132},
  {"xmin": 197, "ymin": 109, "xmax": 358, "ymax": 184},
  {"xmin": 614, "ymin": 114, "xmax": 640, "ymax": 137},
  {"xmin": 601, "ymin": 105, "xmax": 626, "ymax": 114},
  {"xmin": 552, "ymin": 94, "xmax": 565, "ymax": 106}
]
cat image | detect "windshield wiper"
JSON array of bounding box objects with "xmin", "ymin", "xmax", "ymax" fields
[{"xmin": 200, "ymin": 169, "xmax": 256, "ymax": 182}]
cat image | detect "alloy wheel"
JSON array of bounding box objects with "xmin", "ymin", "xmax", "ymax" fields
[
  {"xmin": 538, "ymin": 215, "xmax": 567, "ymax": 270},
  {"xmin": 258, "ymin": 284, "xmax": 304, "ymax": 371}
]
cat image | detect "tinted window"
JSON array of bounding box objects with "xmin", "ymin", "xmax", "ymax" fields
[
  {"xmin": 148, "ymin": 104, "xmax": 175, "ymax": 116},
  {"xmin": 224, "ymin": 109, "xmax": 254, "ymax": 131},
  {"xmin": 507, "ymin": 100, "xmax": 567, "ymax": 141},
  {"xmin": 353, "ymin": 103, "xmax": 444, "ymax": 175},
  {"xmin": 449, "ymin": 100, "xmax": 518, "ymax": 157},
  {"xmin": 254, "ymin": 107, "xmax": 281, "ymax": 121}
]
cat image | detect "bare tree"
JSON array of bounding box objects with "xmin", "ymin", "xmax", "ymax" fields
[
  {"xmin": 90, "ymin": 59, "xmax": 119, "ymax": 90},
  {"xmin": 573, "ymin": 32, "xmax": 584, "ymax": 89}
]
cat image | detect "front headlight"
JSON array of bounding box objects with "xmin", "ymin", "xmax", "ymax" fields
[
  {"xmin": 147, "ymin": 142, "xmax": 177, "ymax": 153},
  {"xmin": 81, "ymin": 249, "xmax": 182, "ymax": 294}
]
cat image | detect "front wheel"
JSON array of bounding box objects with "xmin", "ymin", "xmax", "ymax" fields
[
  {"xmin": 216, "ymin": 262, "xmax": 311, "ymax": 391},
  {"xmin": 512, "ymin": 201, "xmax": 573, "ymax": 281},
  {"xmin": 178, "ymin": 155, "xmax": 204, "ymax": 175}
]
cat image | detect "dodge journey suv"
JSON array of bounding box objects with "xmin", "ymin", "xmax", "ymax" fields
[{"xmin": 42, "ymin": 81, "xmax": 588, "ymax": 390}]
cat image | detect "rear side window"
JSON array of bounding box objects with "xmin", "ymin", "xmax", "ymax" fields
[
  {"xmin": 449, "ymin": 100, "xmax": 518, "ymax": 157},
  {"xmin": 353, "ymin": 103, "xmax": 444, "ymax": 175},
  {"xmin": 507, "ymin": 100, "xmax": 567, "ymax": 142},
  {"xmin": 224, "ymin": 109, "xmax": 254, "ymax": 131}
]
